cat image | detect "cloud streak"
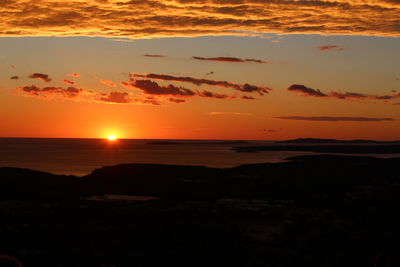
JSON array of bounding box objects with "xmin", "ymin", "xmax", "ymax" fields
[
  {"xmin": 28, "ymin": 73, "xmax": 52, "ymax": 82},
  {"xmin": 288, "ymin": 84, "xmax": 400, "ymax": 102},
  {"xmin": 19, "ymin": 85, "xmax": 83, "ymax": 98},
  {"xmin": 274, "ymin": 116, "xmax": 395, "ymax": 122},
  {"xmin": 317, "ymin": 45, "xmax": 345, "ymax": 51},
  {"xmin": 144, "ymin": 54, "xmax": 165, "ymax": 58},
  {"xmin": 0, "ymin": 0, "xmax": 399, "ymax": 38},
  {"xmin": 100, "ymin": 80, "xmax": 117, "ymax": 87},
  {"xmin": 288, "ymin": 84, "xmax": 327, "ymax": 97},
  {"xmin": 193, "ymin": 56, "xmax": 270, "ymax": 64},
  {"xmin": 131, "ymin": 73, "xmax": 271, "ymax": 95}
]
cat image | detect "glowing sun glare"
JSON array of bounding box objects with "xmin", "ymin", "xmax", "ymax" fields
[{"xmin": 107, "ymin": 135, "xmax": 117, "ymax": 141}]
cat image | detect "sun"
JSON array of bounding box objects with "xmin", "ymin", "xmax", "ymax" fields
[{"xmin": 107, "ymin": 135, "xmax": 118, "ymax": 141}]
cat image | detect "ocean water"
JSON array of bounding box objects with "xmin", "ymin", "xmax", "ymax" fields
[{"xmin": 0, "ymin": 138, "xmax": 397, "ymax": 176}]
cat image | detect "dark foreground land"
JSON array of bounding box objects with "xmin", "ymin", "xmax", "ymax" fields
[{"xmin": 1, "ymin": 155, "xmax": 400, "ymax": 267}]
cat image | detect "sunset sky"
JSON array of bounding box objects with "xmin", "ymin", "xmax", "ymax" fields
[{"xmin": 1, "ymin": 0, "xmax": 399, "ymax": 140}]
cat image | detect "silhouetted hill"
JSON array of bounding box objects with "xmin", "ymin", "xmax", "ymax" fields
[
  {"xmin": 147, "ymin": 140, "xmax": 248, "ymax": 145},
  {"xmin": 0, "ymin": 167, "xmax": 77, "ymax": 201},
  {"xmin": 233, "ymin": 143, "xmax": 400, "ymax": 153},
  {"xmin": 1, "ymin": 155, "xmax": 400, "ymax": 267},
  {"xmin": 278, "ymin": 138, "xmax": 400, "ymax": 144}
]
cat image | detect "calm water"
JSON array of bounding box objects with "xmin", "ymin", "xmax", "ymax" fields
[{"xmin": 0, "ymin": 138, "xmax": 398, "ymax": 176}]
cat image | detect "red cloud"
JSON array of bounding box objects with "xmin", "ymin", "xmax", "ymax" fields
[
  {"xmin": 99, "ymin": 91, "xmax": 130, "ymax": 103},
  {"xmin": 288, "ymin": 84, "xmax": 400, "ymax": 103},
  {"xmin": 197, "ymin": 90, "xmax": 229, "ymax": 99},
  {"xmin": 193, "ymin": 56, "xmax": 270, "ymax": 64},
  {"xmin": 62, "ymin": 79, "xmax": 75, "ymax": 85},
  {"xmin": 317, "ymin": 45, "xmax": 344, "ymax": 51},
  {"xmin": 100, "ymin": 80, "xmax": 117, "ymax": 87},
  {"xmin": 124, "ymin": 79, "xmax": 196, "ymax": 96},
  {"xmin": 274, "ymin": 116, "xmax": 394, "ymax": 122},
  {"xmin": 144, "ymin": 54, "xmax": 165, "ymax": 58},
  {"xmin": 19, "ymin": 85, "xmax": 83, "ymax": 98},
  {"xmin": 288, "ymin": 84, "xmax": 327, "ymax": 97},
  {"xmin": 28, "ymin": 73, "xmax": 52, "ymax": 82},
  {"xmin": 242, "ymin": 95, "xmax": 255, "ymax": 100},
  {"xmin": 130, "ymin": 73, "xmax": 271, "ymax": 95},
  {"xmin": 168, "ymin": 98, "xmax": 186, "ymax": 103},
  {"xmin": 67, "ymin": 73, "xmax": 80, "ymax": 78}
]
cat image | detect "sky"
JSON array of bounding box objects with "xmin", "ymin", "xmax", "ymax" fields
[{"xmin": 0, "ymin": 0, "xmax": 399, "ymax": 140}]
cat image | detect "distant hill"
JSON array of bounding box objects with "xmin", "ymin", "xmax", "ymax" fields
[
  {"xmin": 147, "ymin": 140, "xmax": 249, "ymax": 145},
  {"xmin": 278, "ymin": 138, "xmax": 400, "ymax": 144},
  {"xmin": 2, "ymin": 154, "xmax": 400, "ymax": 201}
]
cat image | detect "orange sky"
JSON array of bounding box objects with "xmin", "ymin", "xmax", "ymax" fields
[{"xmin": 0, "ymin": 0, "xmax": 399, "ymax": 140}]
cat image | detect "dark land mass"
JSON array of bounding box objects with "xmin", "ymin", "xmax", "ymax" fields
[
  {"xmin": 278, "ymin": 138, "xmax": 400, "ymax": 144},
  {"xmin": 1, "ymin": 155, "xmax": 400, "ymax": 266},
  {"xmin": 147, "ymin": 140, "xmax": 249, "ymax": 145},
  {"xmin": 233, "ymin": 143, "xmax": 400, "ymax": 154}
]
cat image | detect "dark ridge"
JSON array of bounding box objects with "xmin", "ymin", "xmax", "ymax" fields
[
  {"xmin": 233, "ymin": 144, "xmax": 400, "ymax": 154},
  {"xmin": 147, "ymin": 140, "xmax": 249, "ymax": 145},
  {"xmin": 0, "ymin": 167, "xmax": 78, "ymax": 201},
  {"xmin": 278, "ymin": 138, "xmax": 400, "ymax": 144},
  {"xmin": 2, "ymin": 155, "xmax": 400, "ymax": 267}
]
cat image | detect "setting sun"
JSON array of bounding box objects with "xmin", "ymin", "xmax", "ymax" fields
[{"xmin": 107, "ymin": 135, "xmax": 117, "ymax": 141}]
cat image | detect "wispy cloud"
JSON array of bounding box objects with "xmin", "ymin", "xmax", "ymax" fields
[
  {"xmin": 19, "ymin": 85, "xmax": 83, "ymax": 98},
  {"xmin": 100, "ymin": 80, "xmax": 117, "ymax": 87},
  {"xmin": 317, "ymin": 45, "xmax": 345, "ymax": 51},
  {"xmin": 131, "ymin": 73, "xmax": 271, "ymax": 95},
  {"xmin": 288, "ymin": 84, "xmax": 400, "ymax": 102},
  {"xmin": 144, "ymin": 54, "xmax": 165, "ymax": 58},
  {"xmin": 123, "ymin": 79, "xmax": 196, "ymax": 96},
  {"xmin": 288, "ymin": 84, "xmax": 327, "ymax": 97},
  {"xmin": 208, "ymin": 112, "xmax": 252, "ymax": 116},
  {"xmin": 28, "ymin": 73, "xmax": 52, "ymax": 82},
  {"xmin": 98, "ymin": 91, "xmax": 130, "ymax": 104},
  {"xmin": 193, "ymin": 56, "xmax": 270, "ymax": 64},
  {"xmin": 274, "ymin": 116, "xmax": 395, "ymax": 122},
  {"xmin": 168, "ymin": 97, "xmax": 186, "ymax": 103},
  {"xmin": 62, "ymin": 79, "xmax": 75, "ymax": 85},
  {"xmin": 198, "ymin": 90, "xmax": 229, "ymax": 99},
  {"xmin": 1, "ymin": 0, "xmax": 398, "ymax": 38},
  {"xmin": 67, "ymin": 73, "xmax": 80, "ymax": 78}
]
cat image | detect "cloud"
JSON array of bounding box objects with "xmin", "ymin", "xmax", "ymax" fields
[
  {"xmin": 28, "ymin": 73, "xmax": 52, "ymax": 82},
  {"xmin": 329, "ymin": 91, "xmax": 368, "ymax": 99},
  {"xmin": 123, "ymin": 78, "xmax": 240, "ymax": 100},
  {"xmin": 317, "ymin": 45, "xmax": 345, "ymax": 51},
  {"xmin": 144, "ymin": 54, "xmax": 165, "ymax": 58},
  {"xmin": 198, "ymin": 90, "xmax": 229, "ymax": 99},
  {"xmin": 193, "ymin": 56, "xmax": 270, "ymax": 64},
  {"xmin": 98, "ymin": 91, "xmax": 130, "ymax": 103},
  {"xmin": 242, "ymin": 95, "xmax": 255, "ymax": 100},
  {"xmin": 19, "ymin": 85, "xmax": 83, "ymax": 98},
  {"xmin": 168, "ymin": 97, "xmax": 186, "ymax": 103},
  {"xmin": 288, "ymin": 84, "xmax": 327, "ymax": 97},
  {"xmin": 131, "ymin": 73, "xmax": 271, "ymax": 95},
  {"xmin": 67, "ymin": 73, "xmax": 80, "ymax": 78},
  {"xmin": 62, "ymin": 79, "xmax": 75, "ymax": 85},
  {"xmin": 100, "ymin": 80, "xmax": 117, "ymax": 87},
  {"xmin": 208, "ymin": 112, "xmax": 252, "ymax": 116},
  {"xmin": 1, "ymin": 0, "xmax": 398, "ymax": 38},
  {"xmin": 10, "ymin": 76, "xmax": 19, "ymax": 80},
  {"xmin": 123, "ymin": 79, "xmax": 196, "ymax": 96},
  {"xmin": 288, "ymin": 84, "xmax": 400, "ymax": 102},
  {"xmin": 274, "ymin": 116, "xmax": 394, "ymax": 122}
]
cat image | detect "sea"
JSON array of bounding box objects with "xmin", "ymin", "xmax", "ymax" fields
[{"xmin": 0, "ymin": 138, "xmax": 398, "ymax": 176}]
